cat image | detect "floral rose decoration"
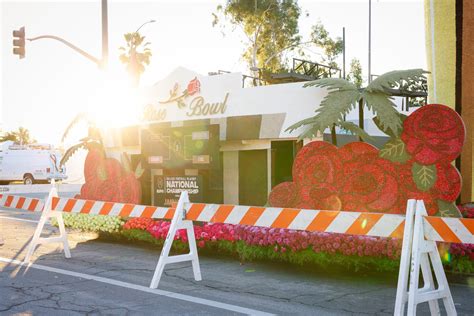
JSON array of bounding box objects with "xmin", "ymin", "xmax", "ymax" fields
[
  {"xmin": 433, "ymin": 163, "xmax": 462, "ymax": 202},
  {"xmin": 268, "ymin": 182, "xmax": 298, "ymax": 208},
  {"xmin": 401, "ymin": 104, "xmax": 465, "ymax": 165},
  {"xmin": 187, "ymin": 77, "xmax": 201, "ymax": 96},
  {"xmin": 338, "ymin": 155, "xmax": 399, "ymax": 213},
  {"xmin": 292, "ymin": 141, "xmax": 341, "ymax": 190},
  {"xmin": 396, "ymin": 163, "xmax": 439, "ymax": 215}
]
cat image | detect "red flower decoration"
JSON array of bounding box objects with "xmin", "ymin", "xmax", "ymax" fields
[
  {"xmin": 268, "ymin": 182, "xmax": 297, "ymax": 208},
  {"xmin": 292, "ymin": 141, "xmax": 341, "ymax": 189},
  {"xmin": 434, "ymin": 163, "xmax": 462, "ymax": 202},
  {"xmin": 339, "ymin": 156, "xmax": 399, "ymax": 213},
  {"xmin": 187, "ymin": 77, "xmax": 201, "ymax": 96},
  {"xmin": 80, "ymin": 151, "xmax": 141, "ymax": 204},
  {"xmin": 401, "ymin": 104, "xmax": 465, "ymax": 165},
  {"xmin": 339, "ymin": 142, "xmax": 378, "ymax": 163},
  {"xmin": 396, "ymin": 163, "xmax": 439, "ymax": 215}
]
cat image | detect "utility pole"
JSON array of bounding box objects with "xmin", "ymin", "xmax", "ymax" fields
[
  {"xmin": 368, "ymin": 0, "xmax": 372, "ymax": 83},
  {"xmin": 101, "ymin": 0, "xmax": 109, "ymax": 69},
  {"xmin": 342, "ymin": 27, "xmax": 346, "ymax": 79}
]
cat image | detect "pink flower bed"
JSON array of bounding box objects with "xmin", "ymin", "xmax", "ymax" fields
[
  {"xmin": 123, "ymin": 217, "xmax": 402, "ymax": 259},
  {"xmin": 123, "ymin": 212, "xmax": 474, "ymax": 262}
]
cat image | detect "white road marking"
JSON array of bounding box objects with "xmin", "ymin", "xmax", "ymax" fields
[
  {"xmin": 0, "ymin": 257, "xmax": 274, "ymax": 316},
  {"xmin": 0, "ymin": 216, "xmax": 39, "ymax": 224}
]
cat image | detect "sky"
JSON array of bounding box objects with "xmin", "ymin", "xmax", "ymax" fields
[{"xmin": 1, "ymin": 0, "xmax": 426, "ymax": 145}]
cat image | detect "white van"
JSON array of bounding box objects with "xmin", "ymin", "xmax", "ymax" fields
[{"xmin": 0, "ymin": 141, "xmax": 67, "ymax": 184}]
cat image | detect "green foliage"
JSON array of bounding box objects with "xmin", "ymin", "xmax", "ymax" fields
[
  {"xmin": 310, "ymin": 21, "xmax": 343, "ymax": 68},
  {"xmin": 366, "ymin": 69, "xmax": 428, "ymax": 94},
  {"xmin": 436, "ymin": 200, "xmax": 462, "ymax": 218},
  {"xmin": 373, "ymin": 113, "xmax": 407, "ymax": 138},
  {"xmin": 379, "ymin": 138, "xmax": 411, "ymax": 163},
  {"xmin": 412, "ymin": 163, "xmax": 437, "ymax": 192},
  {"xmin": 362, "ymin": 91, "xmax": 402, "ymax": 136},
  {"xmin": 52, "ymin": 213, "xmax": 125, "ymax": 233},
  {"xmin": 287, "ymin": 79, "xmax": 360, "ymax": 141},
  {"xmin": 346, "ymin": 58, "xmax": 363, "ymax": 88},
  {"xmin": 289, "ymin": 69, "xmax": 427, "ymax": 143},
  {"xmin": 446, "ymin": 256, "xmax": 474, "ymax": 274},
  {"xmin": 213, "ymin": 0, "xmax": 301, "ymax": 72},
  {"xmin": 0, "ymin": 127, "xmax": 35, "ymax": 145}
]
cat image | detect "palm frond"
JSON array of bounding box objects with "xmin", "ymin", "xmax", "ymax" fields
[
  {"xmin": 363, "ymin": 91, "xmax": 402, "ymax": 136},
  {"xmin": 286, "ymin": 115, "xmax": 319, "ymax": 133},
  {"xmin": 366, "ymin": 69, "xmax": 428, "ymax": 93},
  {"xmin": 61, "ymin": 113, "xmax": 92, "ymax": 143},
  {"xmin": 60, "ymin": 142, "xmax": 87, "ymax": 167},
  {"xmin": 338, "ymin": 121, "xmax": 374, "ymax": 143},
  {"xmin": 286, "ymin": 86, "xmax": 361, "ymax": 140},
  {"xmin": 304, "ymin": 78, "xmax": 358, "ymax": 91}
]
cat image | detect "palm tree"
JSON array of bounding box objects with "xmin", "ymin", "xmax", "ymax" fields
[
  {"xmin": 0, "ymin": 127, "xmax": 35, "ymax": 145},
  {"xmin": 119, "ymin": 32, "xmax": 152, "ymax": 86},
  {"xmin": 286, "ymin": 69, "xmax": 427, "ymax": 145}
]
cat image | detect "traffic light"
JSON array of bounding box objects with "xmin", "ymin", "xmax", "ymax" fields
[{"xmin": 13, "ymin": 27, "xmax": 25, "ymax": 59}]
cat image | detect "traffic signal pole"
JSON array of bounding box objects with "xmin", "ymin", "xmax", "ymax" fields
[
  {"xmin": 13, "ymin": 0, "xmax": 109, "ymax": 69},
  {"xmin": 27, "ymin": 35, "xmax": 101, "ymax": 66}
]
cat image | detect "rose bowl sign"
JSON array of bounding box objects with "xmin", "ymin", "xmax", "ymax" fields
[{"xmin": 143, "ymin": 76, "xmax": 231, "ymax": 122}]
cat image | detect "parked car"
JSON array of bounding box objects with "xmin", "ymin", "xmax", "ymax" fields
[{"xmin": 0, "ymin": 141, "xmax": 67, "ymax": 184}]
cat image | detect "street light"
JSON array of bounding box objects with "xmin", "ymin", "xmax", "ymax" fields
[{"xmin": 135, "ymin": 19, "xmax": 156, "ymax": 34}]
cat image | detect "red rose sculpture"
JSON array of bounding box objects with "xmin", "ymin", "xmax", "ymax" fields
[
  {"xmin": 268, "ymin": 104, "xmax": 465, "ymax": 216},
  {"xmin": 339, "ymin": 155, "xmax": 399, "ymax": 213},
  {"xmin": 187, "ymin": 77, "xmax": 201, "ymax": 96},
  {"xmin": 78, "ymin": 149, "xmax": 141, "ymax": 204},
  {"xmin": 401, "ymin": 104, "xmax": 465, "ymax": 165}
]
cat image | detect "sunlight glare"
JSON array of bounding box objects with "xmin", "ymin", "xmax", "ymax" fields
[{"xmin": 87, "ymin": 68, "xmax": 142, "ymax": 128}]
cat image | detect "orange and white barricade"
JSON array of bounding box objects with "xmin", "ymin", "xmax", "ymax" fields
[{"xmin": 1, "ymin": 183, "xmax": 473, "ymax": 315}]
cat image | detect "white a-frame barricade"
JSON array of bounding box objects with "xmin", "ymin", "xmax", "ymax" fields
[
  {"xmin": 149, "ymin": 191, "xmax": 202, "ymax": 289},
  {"xmin": 394, "ymin": 199, "xmax": 456, "ymax": 316},
  {"xmin": 24, "ymin": 180, "xmax": 71, "ymax": 263}
]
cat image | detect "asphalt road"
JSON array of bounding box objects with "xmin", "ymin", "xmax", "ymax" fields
[{"xmin": 1, "ymin": 194, "xmax": 474, "ymax": 315}]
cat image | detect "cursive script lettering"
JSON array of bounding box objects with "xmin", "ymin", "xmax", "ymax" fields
[
  {"xmin": 143, "ymin": 104, "xmax": 167, "ymax": 122},
  {"xmin": 186, "ymin": 93, "xmax": 228, "ymax": 117}
]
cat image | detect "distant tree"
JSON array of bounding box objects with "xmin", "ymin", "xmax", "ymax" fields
[
  {"xmin": 309, "ymin": 22, "xmax": 343, "ymax": 71},
  {"xmin": 212, "ymin": 0, "xmax": 302, "ymax": 74},
  {"xmin": 119, "ymin": 32, "xmax": 152, "ymax": 86},
  {"xmin": 346, "ymin": 58, "xmax": 363, "ymax": 88},
  {"xmin": 0, "ymin": 127, "xmax": 35, "ymax": 145}
]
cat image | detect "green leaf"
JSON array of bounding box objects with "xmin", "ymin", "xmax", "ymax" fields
[
  {"xmin": 363, "ymin": 91, "xmax": 402, "ymax": 136},
  {"xmin": 379, "ymin": 138, "xmax": 411, "ymax": 163},
  {"xmin": 286, "ymin": 85, "xmax": 361, "ymax": 139},
  {"xmin": 373, "ymin": 113, "xmax": 407, "ymax": 138},
  {"xmin": 338, "ymin": 121, "xmax": 374, "ymax": 143},
  {"xmin": 366, "ymin": 69, "xmax": 428, "ymax": 93},
  {"xmin": 436, "ymin": 200, "xmax": 462, "ymax": 218},
  {"xmin": 412, "ymin": 163, "xmax": 437, "ymax": 191}
]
